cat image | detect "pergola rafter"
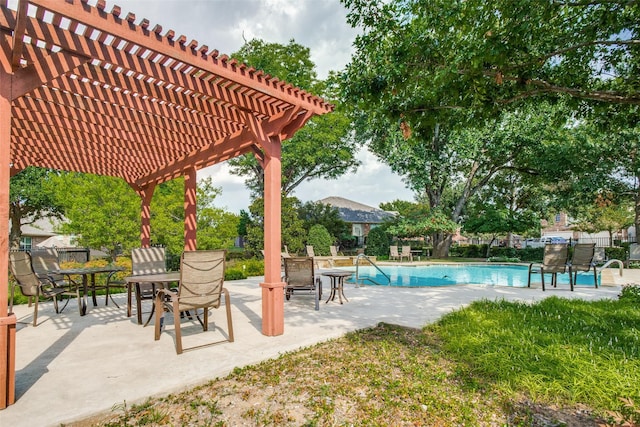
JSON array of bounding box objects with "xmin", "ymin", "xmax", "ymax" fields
[{"xmin": 0, "ymin": 0, "xmax": 333, "ymax": 408}]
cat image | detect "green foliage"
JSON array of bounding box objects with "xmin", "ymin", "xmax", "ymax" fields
[
  {"xmin": 365, "ymin": 227, "xmax": 392, "ymax": 256},
  {"xmin": 449, "ymin": 245, "xmax": 544, "ymax": 262},
  {"xmin": 619, "ymin": 285, "xmax": 640, "ymax": 304},
  {"xmin": 224, "ymin": 268, "xmax": 247, "ymax": 281},
  {"xmin": 298, "ymin": 201, "xmax": 350, "ymax": 245},
  {"xmin": 606, "ymin": 247, "xmax": 627, "ymax": 263},
  {"xmin": 9, "ymin": 167, "xmax": 64, "ymax": 248},
  {"xmin": 387, "ymin": 211, "xmax": 458, "ymax": 238},
  {"xmin": 486, "ymin": 256, "xmax": 520, "ymax": 263},
  {"xmin": 52, "ymin": 173, "xmax": 140, "ymax": 259},
  {"xmin": 245, "ymin": 196, "xmax": 306, "ymax": 255},
  {"xmin": 306, "ymin": 224, "xmax": 333, "ymax": 256},
  {"xmin": 195, "ymin": 177, "xmax": 239, "ymax": 250},
  {"xmin": 228, "ymin": 39, "xmax": 358, "ymax": 197}
]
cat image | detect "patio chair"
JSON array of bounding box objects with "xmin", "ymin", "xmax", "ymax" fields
[
  {"xmin": 330, "ymin": 246, "xmax": 339, "ymax": 257},
  {"xmin": 389, "ymin": 246, "xmax": 400, "ymax": 261},
  {"xmin": 625, "ymin": 243, "xmax": 640, "ymax": 267},
  {"xmin": 154, "ymin": 250, "xmax": 233, "ymax": 354},
  {"xmin": 30, "ymin": 248, "xmax": 82, "ymax": 314},
  {"xmin": 283, "ymin": 257, "xmax": 321, "ymax": 310},
  {"xmin": 400, "ymin": 246, "xmax": 413, "ymax": 262},
  {"xmin": 593, "ymin": 247, "xmax": 607, "ymax": 265},
  {"xmin": 527, "ymin": 243, "xmax": 571, "ymax": 291},
  {"xmin": 129, "ymin": 247, "xmax": 168, "ymax": 324},
  {"xmin": 9, "ymin": 252, "xmax": 73, "ymax": 326},
  {"xmin": 306, "ymin": 245, "xmax": 316, "ymax": 257},
  {"xmin": 568, "ymin": 243, "xmax": 598, "ymax": 288}
]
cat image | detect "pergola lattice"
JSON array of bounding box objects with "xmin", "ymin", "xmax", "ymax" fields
[{"xmin": 0, "ymin": 0, "xmax": 332, "ymax": 408}]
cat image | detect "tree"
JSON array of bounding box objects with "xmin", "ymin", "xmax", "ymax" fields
[
  {"xmin": 227, "ymin": 39, "xmax": 358, "ymax": 197},
  {"xmin": 52, "ymin": 173, "xmax": 140, "ymax": 259},
  {"xmin": 9, "ymin": 167, "xmax": 64, "ymax": 249},
  {"xmin": 196, "ymin": 177, "xmax": 239, "ymax": 250},
  {"xmin": 245, "ymin": 196, "xmax": 307, "ymax": 256},
  {"xmin": 298, "ymin": 201, "xmax": 350, "ymax": 245},
  {"xmin": 342, "ymin": 0, "xmax": 639, "ymax": 122},
  {"xmin": 572, "ymin": 198, "xmax": 634, "ymax": 247},
  {"xmin": 307, "ymin": 224, "xmax": 333, "ymax": 256}
]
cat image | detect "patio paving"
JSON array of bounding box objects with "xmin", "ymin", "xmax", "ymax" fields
[{"xmin": 0, "ymin": 269, "xmax": 632, "ymax": 427}]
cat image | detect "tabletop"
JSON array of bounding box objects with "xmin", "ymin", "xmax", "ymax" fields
[
  {"xmin": 124, "ymin": 272, "xmax": 180, "ymax": 283},
  {"xmin": 56, "ymin": 266, "xmax": 125, "ymax": 275}
]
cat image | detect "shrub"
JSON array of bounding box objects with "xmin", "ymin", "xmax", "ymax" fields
[
  {"xmin": 619, "ymin": 284, "xmax": 640, "ymax": 303},
  {"xmin": 224, "ymin": 267, "xmax": 247, "ymax": 281},
  {"xmin": 487, "ymin": 256, "xmax": 520, "ymax": 263},
  {"xmin": 365, "ymin": 227, "xmax": 392, "ymax": 257},
  {"xmin": 307, "ymin": 224, "xmax": 333, "ymax": 256}
]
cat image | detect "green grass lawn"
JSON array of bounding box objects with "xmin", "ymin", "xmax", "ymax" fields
[{"xmin": 74, "ymin": 291, "xmax": 640, "ymax": 426}]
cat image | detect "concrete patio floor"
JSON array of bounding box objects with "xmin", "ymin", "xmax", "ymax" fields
[{"xmin": 0, "ymin": 269, "xmax": 633, "ymax": 427}]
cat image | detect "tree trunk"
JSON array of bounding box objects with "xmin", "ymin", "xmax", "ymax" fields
[
  {"xmin": 635, "ymin": 182, "xmax": 640, "ymax": 243},
  {"xmin": 9, "ymin": 203, "xmax": 22, "ymax": 250},
  {"xmin": 432, "ymin": 232, "xmax": 452, "ymax": 258}
]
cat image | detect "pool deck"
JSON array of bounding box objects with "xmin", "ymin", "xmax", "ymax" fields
[{"xmin": 0, "ymin": 267, "xmax": 634, "ymax": 427}]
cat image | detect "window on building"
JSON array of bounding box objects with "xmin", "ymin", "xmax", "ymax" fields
[
  {"xmin": 555, "ymin": 213, "xmax": 561, "ymax": 223},
  {"xmin": 19, "ymin": 236, "xmax": 32, "ymax": 251}
]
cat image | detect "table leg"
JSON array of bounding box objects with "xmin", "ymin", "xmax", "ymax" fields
[
  {"xmin": 338, "ymin": 278, "xmax": 348, "ymax": 303},
  {"xmin": 80, "ymin": 275, "xmax": 88, "ymax": 316},
  {"xmin": 325, "ymin": 278, "xmax": 337, "ymax": 303},
  {"xmin": 90, "ymin": 273, "xmax": 98, "ymax": 307}
]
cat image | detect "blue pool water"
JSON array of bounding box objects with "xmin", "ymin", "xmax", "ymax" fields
[{"xmin": 342, "ymin": 264, "xmax": 600, "ymax": 288}]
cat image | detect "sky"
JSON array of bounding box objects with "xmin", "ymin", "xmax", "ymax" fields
[{"xmin": 109, "ymin": 0, "xmax": 416, "ymax": 213}]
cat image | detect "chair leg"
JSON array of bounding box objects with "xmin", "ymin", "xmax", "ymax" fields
[
  {"xmin": 135, "ymin": 284, "xmax": 143, "ymax": 325},
  {"xmin": 33, "ymin": 296, "xmax": 41, "ymax": 326},
  {"xmin": 224, "ymin": 288, "xmax": 234, "ymax": 342},
  {"xmin": 173, "ymin": 302, "xmax": 183, "ymax": 354},
  {"xmin": 154, "ymin": 296, "xmax": 163, "ymax": 341},
  {"xmin": 203, "ymin": 309, "xmax": 209, "ymax": 331},
  {"xmin": 541, "ymin": 270, "xmax": 546, "ymax": 291},
  {"xmin": 593, "ymin": 268, "xmax": 598, "ymax": 288}
]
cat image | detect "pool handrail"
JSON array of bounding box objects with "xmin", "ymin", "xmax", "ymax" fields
[{"xmin": 355, "ymin": 254, "xmax": 391, "ymax": 286}]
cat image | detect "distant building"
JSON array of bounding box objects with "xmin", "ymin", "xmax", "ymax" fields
[
  {"xmin": 318, "ymin": 197, "xmax": 396, "ymax": 245},
  {"xmin": 10, "ymin": 217, "xmax": 60, "ymax": 251}
]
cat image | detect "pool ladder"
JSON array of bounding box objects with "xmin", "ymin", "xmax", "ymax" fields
[{"xmin": 352, "ymin": 254, "xmax": 391, "ymax": 286}]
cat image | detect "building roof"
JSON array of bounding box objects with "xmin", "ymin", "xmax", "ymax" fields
[{"xmin": 318, "ymin": 196, "xmax": 395, "ymax": 224}]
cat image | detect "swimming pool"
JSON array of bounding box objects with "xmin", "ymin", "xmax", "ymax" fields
[{"xmin": 342, "ymin": 264, "xmax": 600, "ymax": 287}]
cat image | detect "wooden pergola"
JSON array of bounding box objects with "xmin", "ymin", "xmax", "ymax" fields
[{"xmin": 0, "ymin": 0, "xmax": 332, "ymax": 408}]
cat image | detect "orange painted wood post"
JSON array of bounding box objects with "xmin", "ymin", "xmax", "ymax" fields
[
  {"xmin": 0, "ymin": 65, "xmax": 17, "ymax": 408},
  {"xmin": 261, "ymin": 136, "xmax": 285, "ymax": 336},
  {"xmin": 138, "ymin": 184, "xmax": 156, "ymax": 248},
  {"xmin": 184, "ymin": 168, "xmax": 197, "ymax": 251}
]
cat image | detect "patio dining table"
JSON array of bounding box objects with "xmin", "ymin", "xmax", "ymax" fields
[
  {"xmin": 54, "ymin": 266, "xmax": 125, "ymax": 316},
  {"xmin": 124, "ymin": 272, "xmax": 181, "ymax": 326}
]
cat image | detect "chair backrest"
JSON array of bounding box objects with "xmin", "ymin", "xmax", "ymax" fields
[
  {"xmin": 9, "ymin": 252, "xmax": 40, "ymax": 297},
  {"xmin": 390, "ymin": 246, "xmax": 399, "ymax": 257},
  {"xmin": 542, "ymin": 243, "xmax": 569, "ymax": 271},
  {"xmin": 178, "ymin": 250, "xmax": 226, "ymax": 308},
  {"xmin": 131, "ymin": 247, "xmax": 166, "ymax": 275},
  {"xmin": 401, "ymin": 246, "xmax": 411, "ymax": 256},
  {"xmin": 571, "ymin": 243, "xmax": 595, "ymax": 267},
  {"xmin": 31, "ymin": 248, "xmax": 64, "ymax": 282},
  {"xmin": 330, "ymin": 246, "xmax": 338, "ymax": 257},
  {"xmin": 283, "ymin": 257, "xmax": 315, "ymax": 288},
  {"xmin": 629, "ymin": 243, "xmax": 640, "ymax": 261},
  {"xmin": 593, "ymin": 247, "xmax": 606, "ymax": 263},
  {"xmin": 306, "ymin": 245, "xmax": 315, "ymax": 257}
]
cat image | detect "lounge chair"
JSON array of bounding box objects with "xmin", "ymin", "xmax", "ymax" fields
[
  {"xmin": 9, "ymin": 252, "xmax": 75, "ymax": 326},
  {"xmin": 593, "ymin": 247, "xmax": 607, "ymax": 265},
  {"xmin": 625, "ymin": 243, "xmax": 640, "ymax": 267},
  {"xmin": 528, "ymin": 243, "xmax": 572, "ymax": 291},
  {"xmin": 330, "ymin": 246, "xmax": 339, "ymax": 257},
  {"xmin": 154, "ymin": 250, "xmax": 233, "ymax": 354},
  {"xmin": 568, "ymin": 243, "xmax": 598, "ymax": 288},
  {"xmin": 283, "ymin": 257, "xmax": 321, "ymax": 310},
  {"xmin": 389, "ymin": 246, "xmax": 400, "ymax": 261},
  {"xmin": 400, "ymin": 245, "xmax": 413, "ymax": 262},
  {"xmin": 306, "ymin": 245, "xmax": 316, "ymax": 257}
]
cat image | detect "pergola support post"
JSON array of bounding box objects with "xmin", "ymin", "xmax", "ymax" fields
[
  {"xmin": 184, "ymin": 168, "xmax": 197, "ymax": 251},
  {"xmin": 260, "ymin": 135, "xmax": 285, "ymax": 336},
  {"xmin": 137, "ymin": 183, "xmax": 156, "ymax": 248},
  {"xmin": 0, "ymin": 66, "xmax": 17, "ymax": 409}
]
